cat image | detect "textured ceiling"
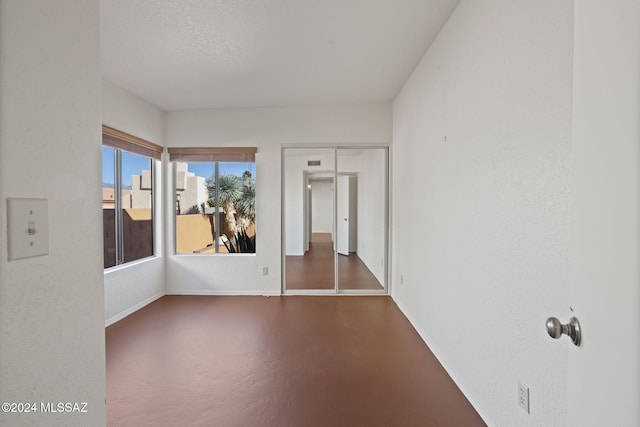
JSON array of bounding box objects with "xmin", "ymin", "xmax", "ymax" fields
[{"xmin": 101, "ymin": 0, "xmax": 460, "ymax": 111}]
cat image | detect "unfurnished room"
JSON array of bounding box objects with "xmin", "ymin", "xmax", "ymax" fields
[{"xmin": 1, "ymin": 1, "xmax": 639, "ymax": 426}]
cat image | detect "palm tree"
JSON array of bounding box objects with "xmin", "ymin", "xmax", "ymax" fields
[
  {"xmin": 206, "ymin": 171, "xmax": 256, "ymax": 237},
  {"xmin": 206, "ymin": 173, "xmax": 243, "ymax": 235},
  {"xmin": 235, "ymin": 171, "xmax": 255, "ymax": 229}
]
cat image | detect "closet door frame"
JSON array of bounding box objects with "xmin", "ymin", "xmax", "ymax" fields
[{"xmin": 281, "ymin": 144, "xmax": 390, "ymax": 296}]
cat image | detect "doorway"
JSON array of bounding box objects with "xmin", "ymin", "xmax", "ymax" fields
[{"xmin": 282, "ymin": 146, "xmax": 389, "ymax": 294}]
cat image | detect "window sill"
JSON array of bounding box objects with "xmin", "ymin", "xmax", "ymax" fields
[
  {"xmin": 104, "ymin": 255, "xmax": 161, "ymax": 274},
  {"xmin": 171, "ymin": 253, "xmax": 256, "ymax": 257}
]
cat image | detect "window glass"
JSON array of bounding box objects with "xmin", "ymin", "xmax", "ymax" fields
[
  {"xmin": 102, "ymin": 147, "xmax": 155, "ymax": 267},
  {"xmin": 102, "ymin": 146, "xmax": 116, "ymax": 268},
  {"xmin": 175, "ymin": 162, "xmax": 215, "ymax": 253},
  {"xmin": 121, "ymin": 151, "xmax": 154, "ymax": 263},
  {"xmin": 175, "ymin": 161, "xmax": 256, "ymax": 254}
]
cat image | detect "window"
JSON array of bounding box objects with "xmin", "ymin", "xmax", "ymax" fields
[
  {"xmin": 102, "ymin": 126, "xmax": 162, "ymax": 268},
  {"xmin": 168, "ymin": 147, "xmax": 257, "ymax": 254}
]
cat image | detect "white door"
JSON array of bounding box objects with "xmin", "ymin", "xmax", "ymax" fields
[
  {"xmin": 337, "ymin": 175, "xmax": 350, "ymax": 256},
  {"xmin": 569, "ymin": 2, "xmax": 639, "ymax": 426},
  {"xmin": 348, "ymin": 176, "xmax": 357, "ymax": 253}
]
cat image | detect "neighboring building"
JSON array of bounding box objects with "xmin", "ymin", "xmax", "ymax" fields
[
  {"xmin": 175, "ymin": 162, "xmax": 210, "ymax": 214},
  {"xmin": 131, "ymin": 170, "xmax": 152, "ymax": 209},
  {"xmin": 103, "ymin": 170, "xmax": 152, "ymax": 209},
  {"xmin": 102, "ymin": 188, "xmax": 132, "ymax": 209}
]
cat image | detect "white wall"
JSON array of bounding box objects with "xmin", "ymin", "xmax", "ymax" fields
[
  {"xmin": 102, "ymin": 79, "xmax": 164, "ymax": 144},
  {"xmin": 356, "ymin": 149, "xmax": 386, "ymax": 283},
  {"xmin": 165, "ymin": 104, "xmax": 391, "ymax": 294},
  {"xmin": 102, "ymin": 79, "xmax": 166, "ymax": 325},
  {"xmin": 0, "ymin": 1, "xmax": 106, "ymax": 425},
  {"xmin": 311, "ymin": 181, "xmax": 333, "ymax": 233},
  {"xmin": 569, "ymin": 2, "xmax": 640, "ymax": 425},
  {"xmin": 392, "ymin": 1, "xmax": 573, "ymax": 426}
]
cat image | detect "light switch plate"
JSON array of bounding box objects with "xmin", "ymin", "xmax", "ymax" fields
[{"xmin": 7, "ymin": 198, "xmax": 49, "ymax": 261}]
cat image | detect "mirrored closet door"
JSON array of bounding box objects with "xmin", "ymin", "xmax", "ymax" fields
[
  {"xmin": 282, "ymin": 146, "xmax": 388, "ymax": 294},
  {"xmin": 336, "ymin": 148, "xmax": 388, "ymax": 292}
]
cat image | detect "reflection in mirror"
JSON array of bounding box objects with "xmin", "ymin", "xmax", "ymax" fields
[
  {"xmin": 337, "ymin": 148, "xmax": 387, "ymax": 290},
  {"xmin": 284, "ymin": 148, "xmax": 335, "ymax": 290}
]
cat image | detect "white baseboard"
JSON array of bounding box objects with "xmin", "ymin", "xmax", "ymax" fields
[
  {"xmin": 105, "ymin": 292, "xmax": 164, "ymax": 327},
  {"xmin": 165, "ymin": 289, "xmax": 281, "ymax": 296}
]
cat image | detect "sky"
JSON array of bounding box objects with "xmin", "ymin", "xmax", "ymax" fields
[
  {"xmin": 102, "ymin": 146, "xmax": 152, "ymax": 187},
  {"xmin": 102, "ymin": 146, "xmax": 256, "ymax": 186},
  {"xmin": 188, "ymin": 162, "xmax": 255, "ymax": 180}
]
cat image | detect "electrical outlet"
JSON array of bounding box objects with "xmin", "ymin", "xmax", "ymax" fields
[
  {"xmin": 518, "ymin": 382, "xmax": 530, "ymax": 413},
  {"xmin": 262, "ymin": 266, "xmax": 269, "ymax": 276}
]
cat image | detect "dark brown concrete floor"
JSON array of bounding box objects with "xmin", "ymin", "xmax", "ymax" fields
[
  {"xmin": 286, "ymin": 233, "xmax": 383, "ymax": 290},
  {"xmin": 106, "ymin": 296, "xmax": 485, "ymax": 427}
]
